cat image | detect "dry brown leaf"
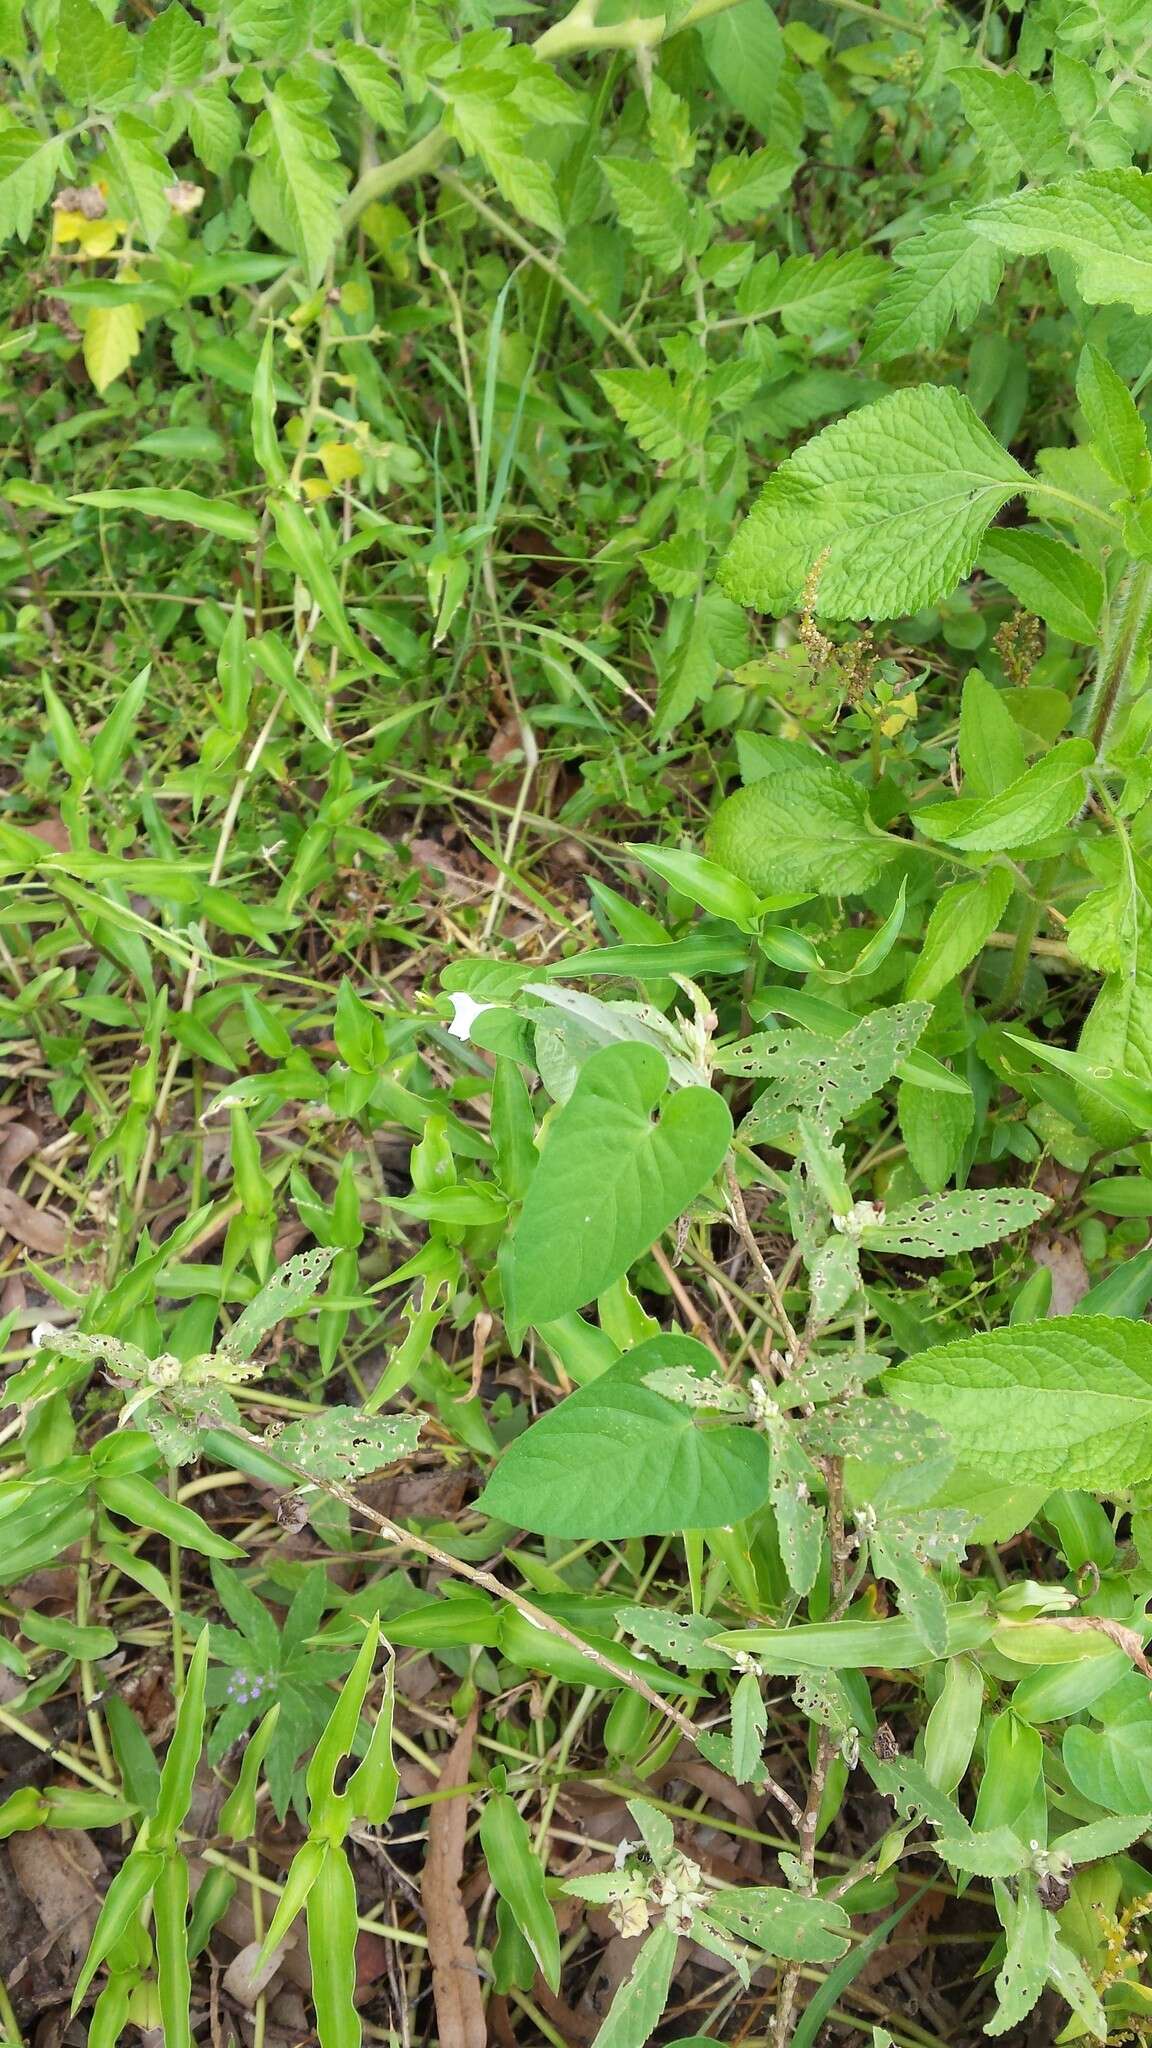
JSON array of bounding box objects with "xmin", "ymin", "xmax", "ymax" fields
[
  {"xmin": 420, "ymin": 1706, "xmax": 485, "ymax": 2048},
  {"xmin": 9, "ymin": 1827, "xmax": 103, "ymax": 1984},
  {"xmin": 0, "ymin": 1121, "xmax": 41, "ymax": 1182},
  {"xmin": 1031, "ymin": 1233, "xmax": 1090, "ymax": 1315},
  {"xmin": 0, "ymin": 1186, "xmax": 69, "ymax": 1255}
]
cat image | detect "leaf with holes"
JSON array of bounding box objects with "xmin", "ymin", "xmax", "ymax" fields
[
  {"xmin": 857, "ymin": 1189, "xmax": 1051, "ymax": 1258},
  {"xmin": 725, "ymin": 1003, "xmax": 931, "ymax": 1144},
  {"xmin": 703, "ymin": 1888, "xmax": 851, "ymax": 1963},
  {"xmin": 275, "ymin": 1408, "xmax": 421, "ymax": 1485},
  {"xmin": 763, "ymin": 1409, "xmax": 824, "ymax": 1596},
  {"xmin": 614, "ymin": 1606, "xmax": 734, "ymax": 1672},
  {"xmin": 477, "ymin": 1339, "xmax": 772, "ymax": 1538},
  {"xmin": 224, "ymin": 1247, "xmax": 337, "ymax": 1360}
]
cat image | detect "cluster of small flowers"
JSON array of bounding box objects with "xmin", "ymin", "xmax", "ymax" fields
[{"xmin": 225, "ymin": 1667, "xmax": 268, "ymax": 1708}]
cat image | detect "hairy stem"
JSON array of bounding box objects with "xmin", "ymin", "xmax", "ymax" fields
[{"xmin": 1085, "ymin": 557, "xmax": 1152, "ymax": 755}]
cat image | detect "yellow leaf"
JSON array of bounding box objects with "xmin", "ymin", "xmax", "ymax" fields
[
  {"xmin": 83, "ymin": 302, "xmax": 142, "ymax": 393},
  {"xmin": 75, "ymin": 216, "xmax": 126, "ymax": 257},
  {"xmin": 317, "ymin": 441, "xmax": 362, "ymax": 485},
  {"xmin": 52, "ymin": 210, "xmax": 88, "ymax": 245},
  {"xmin": 301, "ymin": 476, "xmax": 332, "ymax": 501}
]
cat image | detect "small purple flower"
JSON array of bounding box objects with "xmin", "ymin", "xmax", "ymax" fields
[{"xmin": 225, "ymin": 1666, "xmax": 267, "ymax": 1709}]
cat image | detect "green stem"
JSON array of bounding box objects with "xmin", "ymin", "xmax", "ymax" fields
[
  {"xmin": 1084, "ymin": 557, "xmax": 1152, "ymax": 754},
  {"xmin": 340, "ymin": 122, "xmax": 450, "ymax": 232},
  {"xmin": 998, "ymin": 854, "xmax": 1060, "ymax": 1014}
]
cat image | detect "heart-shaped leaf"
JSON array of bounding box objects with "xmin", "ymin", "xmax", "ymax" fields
[
  {"xmin": 503, "ymin": 1042, "xmax": 732, "ymax": 1330},
  {"xmin": 477, "ymin": 1338, "xmax": 771, "ymax": 1537}
]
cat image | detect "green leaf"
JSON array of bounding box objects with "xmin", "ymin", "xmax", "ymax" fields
[
  {"xmin": 725, "ymin": 1003, "xmax": 931, "ymax": 1143},
  {"xmin": 188, "ymin": 81, "xmax": 242, "ymax": 175},
  {"xmin": 861, "ymin": 214, "xmax": 1004, "ymax": 363},
  {"xmin": 588, "ymin": 1920, "xmax": 678, "ymax": 2048},
  {"xmin": 763, "ymin": 1410, "xmax": 823, "ymax": 1595},
  {"xmin": 140, "ymin": 2, "xmax": 210, "ymax": 90},
  {"xmin": 951, "ymin": 69, "xmax": 1068, "ymax": 184},
  {"xmin": 600, "ymin": 158, "xmax": 692, "ymax": 273},
  {"xmin": 970, "ymin": 170, "xmax": 1152, "ymax": 314},
  {"xmin": 225, "ymin": 1246, "xmax": 338, "ymax": 1359},
  {"xmin": 986, "ymin": 1882, "xmax": 1048, "ymax": 2036},
  {"xmin": 1063, "ymin": 1712, "xmax": 1152, "ymax": 1813},
  {"xmin": 915, "ymin": 738, "xmax": 1093, "ymax": 850},
  {"xmin": 105, "ymin": 113, "xmax": 173, "ymax": 249},
  {"xmin": 72, "ymin": 489, "xmax": 259, "ymax": 543},
  {"xmin": 858, "ymin": 1188, "xmax": 1051, "ymax": 1258},
  {"xmin": 957, "ymin": 670, "xmax": 1026, "ymax": 798},
  {"xmin": 704, "ymin": 1887, "xmax": 851, "ymax": 1962},
  {"xmin": 707, "ymin": 750, "xmax": 902, "ymax": 896},
  {"xmin": 276, "ymin": 1407, "xmax": 422, "ymax": 1484},
  {"xmin": 1075, "ymin": 967, "xmax": 1152, "ymax": 1146},
  {"xmin": 697, "ymin": 0, "xmax": 801, "ymax": 146},
  {"xmin": 897, "ymin": 1079, "xmax": 974, "ymax": 1195},
  {"xmin": 716, "ymin": 1605, "xmax": 995, "ymax": 1671},
  {"xmin": 736, "ymin": 248, "xmax": 887, "ymax": 334},
  {"xmin": 707, "ymin": 145, "xmax": 797, "ymax": 223},
  {"xmin": 271, "ymin": 497, "xmax": 360, "ymax": 660},
  {"xmin": 906, "ymin": 870, "xmax": 1014, "ymax": 1003},
  {"xmin": 720, "ymin": 385, "xmax": 1029, "ymax": 620},
  {"xmin": 0, "ymin": 124, "xmax": 67, "ymax": 243},
  {"xmin": 479, "ymin": 1790, "xmax": 561, "ymax": 1993},
  {"xmin": 54, "ymin": 0, "xmax": 135, "ymax": 107},
  {"xmin": 477, "ymin": 1338, "xmax": 772, "ymax": 1537},
  {"xmin": 333, "ymin": 42, "xmax": 404, "ymax": 134},
  {"xmin": 248, "ymin": 80, "xmax": 346, "ymax": 288},
  {"xmin": 503, "ymin": 1042, "xmax": 732, "ymax": 1329},
  {"xmin": 890, "ymin": 1315, "xmax": 1152, "ymax": 1490},
  {"xmin": 1077, "ymin": 345, "xmax": 1152, "ymax": 495},
  {"xmin": 442, "ymin": 65, "xmax": 564, "ymax": 238},
  {"xmin": 595, "ymin": 367, "xmax": 707, "ymax": 466},
  {"xmin": 979, "ymin": 529, "xmax": 1103, "ymax": 643}
]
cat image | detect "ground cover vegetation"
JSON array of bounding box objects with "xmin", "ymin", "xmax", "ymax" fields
[{"xmin": 4, "ymin": 0, "xmax": 1152, "ymax": 2041}]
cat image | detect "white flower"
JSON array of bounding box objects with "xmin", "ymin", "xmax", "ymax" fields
[{"xmin": 445, "ymin": 992, "xmax": 495, "ymax": 1041}]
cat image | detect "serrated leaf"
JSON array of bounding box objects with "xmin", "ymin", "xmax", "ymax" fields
[
  {"xmin": 503, "ymin": 1042, "xmax": 733, "ymax": 1329},
  {"xmin": 54, "ymin": 0, "xmax": 135, "ymax": 107},
  {"xmin": 957, "ymin": 669, "xmax": 1026, "ymax": 798},
  {"xmin": 1077, "ymin": 344, "xmax": 1152, "ymax": 495},
  {"xmin": 906, "ymin": 870, "xmax": 1014, "ymax": 1002},
  {"xmin": 706, "ymin": 752, "xmax": 904, "ymax": 896},
  {"xmin": 600, "ymin": 157, "xmax": 692, "ymax": 273},
  {"xmin": 595, "ymin": 367, "xmax": 708, "ymax": 465},
  {"xmin": 890, "ymin": 1315, "xmax": 1152, "ymax": 1490},
  {"xmin": 188, "ymin": 81, "xmax": 242, "ymax": 174},
  {"xmin": 478, "ymin": 1339, "xmax": 771, "ymax": 1537},
  {"xmin": 897, "ymin": 1079, "xmax": 973, "ymax": 1195},
  {"xmin": 276, "ymin": 1407, "xmax": 421, "ymax": 1484},
  {"xmin": 979, "ymin": 529, "xmax": 1103, "ymax": 643},
  {"xmin": 0, "ymin": 125, "xmax": 67, "ymax": 243},
  {"xmin": 720, "ymin": 385, "xmax": 1029, "ymax": 620},
  {"xmin": 914, "ymin": 738, "xmax": 1093, "ymax": 850},
  {"xmin": 105, "ymin": 114, "xmax": 173, "ymax": 249},
  {"xmin": 249, "ymin": 81, "xmax": 346, "ymax": 288},
  {"xmin": 140, "ymin": 2, "xmax": 210, "ymax": 90},
  {"xmin": 764, "ymin": 1410, "xmax": 823, "ymax": 1595},
  {"xmin": 333, "ymin": 42, "xmax": 404, "ymax": 133},
  {"xmin": 615, "ymin": 1605, "xmax": 733, "ymax": 1671},
  {"xmin": 640, "ymin": 532, "xmax": 708, "ymax": 597},
  {"xmin": 707, "ymin": 146, "xmax": 797, "ymax": 223},
  {"xmin": 697, "ymin": 0, "xmax": 801, "ymax": 148},
  {"xmin": 951, "ymin": 68, "xmax": 1068, "ymax": 184},
  {"xmin": 870, "ymin": 1529, "xmax": 949, "ymax": 1656},
  {"xmin": 862, "ymin": 214, "xmax": 1004, "ymax": 362},
  {"xmin": 736, "ymin": 247, "xmax": 887, "ymax": 333},
  {"xmin": 1075, "ymin": 966, "xmax": 1152, "ymax": 1145},
  {"xmin": 858, "ymin": 1187, "xmax": 1051, "ymax": 1257},
  {"xmin": 970, "ymin": 169, "xmax": 1152, "ymax": 314},
  {"xmin": 985, "ymin": 1884, "xmax": 1048, "ymax": 2035}
]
